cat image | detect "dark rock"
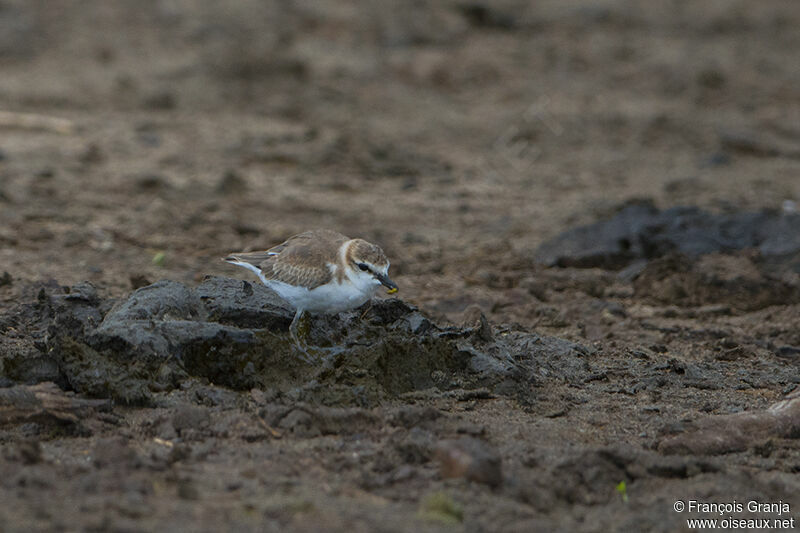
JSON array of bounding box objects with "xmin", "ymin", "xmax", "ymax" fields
[
  {"xmin": 195, "ymin": 276, "xmax": 292, "ymax": 330},
  {"xmin": 758, "ymin": 214, "xmax": 800, "ymax": 257},
  {"xmin": 536, "ymin": 200, "xmax": 663, "ymax": 269},
  {"xmin": 462, "ymin": 305, "xmax": 494, "ymax": 342},
  {"xmin": 535, "ymin": 200, "xmax": 800, "ymax": 270},
  {"xmin": 101, "ymin": 280, "xmax": 204, "ymax": 322},
  {"xmin": 775, "ymin": 345, "xmax": 800, "ymax": 360},
  {"xmin": 133, "ymin": 173, "xmax": 169, "ymax": 190}
]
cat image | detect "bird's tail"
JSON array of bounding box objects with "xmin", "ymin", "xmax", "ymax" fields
[
  {"xmin": 223, "ymin": 251, "xmax": 275, "ymax": 279},
  {"xmin": 223, "ymin": 251, "xmax": 273, "ymax": 266}
]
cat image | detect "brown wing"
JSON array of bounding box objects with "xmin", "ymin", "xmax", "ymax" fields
[
  {"xmin": 227, "ymin": 230, "xmax": 349, "ymax": 289},
  {"xmin": 264, "ymin": 230, "xmax": 348, "ymax": 256}
]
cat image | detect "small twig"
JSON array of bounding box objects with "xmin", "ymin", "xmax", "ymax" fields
[{"xmin": 256, "ymin": 417, "xmax": 283, "ymax": 438}]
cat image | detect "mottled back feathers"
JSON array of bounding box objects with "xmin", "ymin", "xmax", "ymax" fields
[{"xmin": 225, "ymin": 230, "xmax": 349, "ymax": 289}]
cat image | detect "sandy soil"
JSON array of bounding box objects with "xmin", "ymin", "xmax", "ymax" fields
[{"xmin": 1, "ymin": 1, "xmax": 799, "ymax": 531}]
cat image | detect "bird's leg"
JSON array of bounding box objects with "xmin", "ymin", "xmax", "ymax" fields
[
  {"xmin": 289, "ymin": 309, "xmax": 316, "ymax": 362},
  {"xmin": 359, "ymin": 301, "xmax": 373, "ymax": 321},
  {"xmin": 289, "ymin": 310, "xmax": 341, "ymax": 365},
  {"xmin": 289, "ymin": 309, "xmax": 307, "ymax": 345}
]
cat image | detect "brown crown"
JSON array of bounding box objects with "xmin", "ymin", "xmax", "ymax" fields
[{"xmin": 345, "ymin": 239, "xmax": 389, "ymax": 268}]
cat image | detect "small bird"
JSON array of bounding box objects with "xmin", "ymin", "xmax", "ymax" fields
[{"xmin": 224, "ymin": 229, "xmax": 398, "ymax": 348}]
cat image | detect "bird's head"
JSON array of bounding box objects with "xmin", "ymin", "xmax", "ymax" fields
[{"xmin": 345, "ymin": 239, "xmax": 398, "ymax": 294}]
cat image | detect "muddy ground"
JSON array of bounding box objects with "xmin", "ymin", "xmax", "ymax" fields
[{"xmin": 1, "ymin": 1, "xmax": 800, "ymax": 531}]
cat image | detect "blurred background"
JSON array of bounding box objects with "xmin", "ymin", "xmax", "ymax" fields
[
  {"xmin": 1, "ymin": 3, "xmax": 800, "ymax": 531},
  {"xmin": 0, "ymin": 0, "xmax": 798, "ymax": 320}
]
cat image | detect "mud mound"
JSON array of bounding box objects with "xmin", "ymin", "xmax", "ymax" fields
[
  {"xmin": 2, "ymin": 277, "xmax": 590, "ymax": 406},
  {"xmin": 536, "ymin": 201, "xmax": 800, "ymax": 271}
]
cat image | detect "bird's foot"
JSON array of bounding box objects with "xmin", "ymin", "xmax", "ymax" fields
[
  {"xmin": 289, "ymin": 310, "xmax": 341, "ymax": 364},
  {"xmin": 289, "ymin": 310, "xmax": 311, "ymax": 344},
  {"xmin": 293, "ymin": 342, "xmax": 342, "ymax": 366}
]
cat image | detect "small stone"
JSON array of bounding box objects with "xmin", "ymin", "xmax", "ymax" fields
[
  {"xmin": 135, "ymin": 173, "xmax": 168, "ymax": 190},
  {"xmin": 234, "ymin": 224, "xmax": 260, "ymax": 236},
  {"xmin": 462, "ymin": 305, "xmax": 494, "ymax": 342},
  {"xmin": 435, "ymin": 437, "xmax": 502, "ymax": 487}
]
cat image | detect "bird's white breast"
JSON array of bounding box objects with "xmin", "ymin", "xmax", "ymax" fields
[
  {"xmin": 265, "ymin": 278, "xmax": 375, "ymax": 313},
  {"xmin": 229, "ymin": 254, "xmax": 379, "ymax": 314}
]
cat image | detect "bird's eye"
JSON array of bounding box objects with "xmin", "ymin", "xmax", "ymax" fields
[{"xmin": 357, "ymin": 263, "xmax": 370, "ymax": 272}]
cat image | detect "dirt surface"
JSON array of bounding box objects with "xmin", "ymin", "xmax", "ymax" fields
[{"xmin": 1, "ymin": 1, "xmax": 800, "ymax": 531}]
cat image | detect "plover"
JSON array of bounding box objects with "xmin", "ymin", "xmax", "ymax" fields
[{"xmin": 224, "ymin": 229, "xmax": 398, "ymax": 347}]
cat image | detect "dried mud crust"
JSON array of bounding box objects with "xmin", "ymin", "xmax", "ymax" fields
[
  {"xmin": 3, "ymin": 276, "xmax": 587, "ymax": 406},
  {"xmin": 1, "ymin": 0, "xmax": 800, "ymax": 531}
]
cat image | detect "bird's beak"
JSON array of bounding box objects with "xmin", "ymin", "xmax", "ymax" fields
[{"xmin": 377, "ymin": 273, "xmax": 398, "ymax": 294}]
